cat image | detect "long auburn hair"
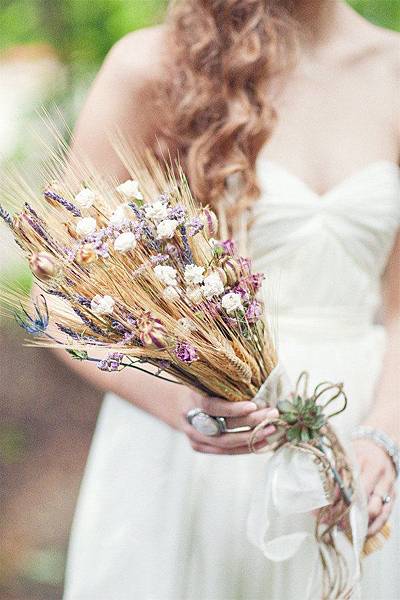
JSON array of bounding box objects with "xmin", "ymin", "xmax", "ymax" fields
[{"xmin": 155, "ymin": 0, "xmax": 294, "ymax": 220}]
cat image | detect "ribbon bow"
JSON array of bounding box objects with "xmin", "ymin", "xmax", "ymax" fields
[{"xmin": 247, "ymin": 366, "xmax": 368, "ymax": 600}]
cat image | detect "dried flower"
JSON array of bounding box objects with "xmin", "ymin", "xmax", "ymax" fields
[
  {"xmin": 110, "ymin": 205, "xmax": 130, "ymax": 227},
  {"xmin": 29, "ymin": 252, "xmax": 58, "ymax": 281},
  {"xmin": 44, "ymin": 189, "xmax": 82, "ymax": 217},
  {"xmin": 186, "ymin": 286, "xmax": 203, "ymax": 305},
  {"xmin": 15, "ymin": 295, "xmax": 49, "ymax": 335},
  {"xmin": 184, "ymin": 264, "xmax": 205, "ymax": 285},
  {"xmin": 156, "ymin": 219, "xmax": 179, "ymax": 240},
  {"xmin": 114, "ymin": 231, "xmax": 137, "ymax": 253},
  {"xmin": 98, "ymin": 352, "xmax": 124, "ymax": 372},
  {"xmin": 144, "ymin": 200, "xmax": 169, "ymax": 223},
  {"xmin": 222, "ymin": 239, "xmax": 236, "ymax": 255},
  {"xmin": 177, "ymin": 317, "xmax": 196, "ymax": 333},
  {"xmin": 175, "ymin": 341, "xmax": 199, "ymax": 364},
  {"xmin": 154, "ymin": 264, "xmax": 178, "ymax": 287},
  {"xmin": 187, "ymin": 217, "xmax": 204, "ymax": 237},
  {"xmin": 202, "ymin": 272, "xmax": 224, "ymax": 300},
  {"xmin": 90, "ymin": 294, "xmax": 115, "ymax": 316},
  {"xmin": 137, "ymin": 312, "xmax": 167, "ymax": 348},
  {"xmin": 76, "ymin": 217, "xmax": 97, "ymax": 238},
  {"xmin": 200, "ymin": 208, "xmax": 219, "ymax": 237},
  {"xmin": 75, "ymin": 244, "xmax": 97, "ymax": 265},
  {"xmin": 0, "ymin": 204, "xmax": 13, "ymax": 227},
  {"xmin": 221, "ymin": 292, "xmax": 244, "ymax": 314},
  {"xmin": 246, "ymin": 300, "xmax": 263, "ymax": 323},
  {"xmin": 75, "ymin": 188, "xmax": 96, "ymax": 208},
  {"xmin": 116, "ymin": 180, "xmax": 143, "ymax": 201},
  {"xmin": 163, "ymin": 286, "xmax": 180, "ymax": 301},
  {"xmin": 221, "ymin": 257, "xmax": 242, "ymax": 286},
  {"xmin": 167, "ymin": 204, "xmax": 186, "ymax": 223}
]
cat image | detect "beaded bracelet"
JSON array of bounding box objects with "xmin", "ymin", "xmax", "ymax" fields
[{"xmin": 351, "ymin": 426, "xmax": 399, "ymax": 478}]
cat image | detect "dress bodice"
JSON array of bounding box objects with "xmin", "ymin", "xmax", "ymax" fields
[{"xmin": 249, "ymin": 159, "xmax": 400, "ymax": 329}]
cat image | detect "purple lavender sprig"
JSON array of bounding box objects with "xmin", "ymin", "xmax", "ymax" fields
[
  {"xmin": 72, "ymin": 306, "xmax": 106, "ymax": 336},
  {"xmin": 0, "ymin": 204, "xmax": 13, "ymax": 227},
  {"xmin": 128, "ymin": 202, "xmax": 160, "ymax": 252},
  {"xmin": 44, "ymin": 190, "xmax": 81, "ymax": 217},
  {"xmin": 179, "ymin": 224, "xmax": 194, "ymax": 265}
]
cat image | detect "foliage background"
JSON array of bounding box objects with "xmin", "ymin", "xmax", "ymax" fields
[{"xmin": 0, "ymin": 2, "xmax": 398, "ymax": 599}]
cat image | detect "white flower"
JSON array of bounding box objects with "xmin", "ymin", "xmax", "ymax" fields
[
  {"xmin": 184, "ymin": 264, "xmax": 205, "ymax": 285},
  {"xmin": 90, "ymin": 294, "xmax": 115, "ymax": 315},
  {"xmin": 186, "ymin": 286, "xmax": 203, "ymax": 305},
  {"xmin": 221, "ymin": 292, "xmax": 243, "ymax": 314},
  {"xmin": 75, "ymin": 188, "xmax": 96, "ymax": 208},
  {"xmin": 177, "ymin": 317, "xmax": 196, "ymax": 333},
  {"xmin": 114, "ymin": 231, "xmax": 137, "ymax": 253},
  {"xmin": 208, "ymin": 238, "xmax": 219, "ymax": 247},
  {"xmin": 76, "ymin": 216, "xmax": 97, "ymax": 238},
  {"xmin": 156, "ymin": 219, "xmax": 179, "ymax": 240},
  {"xmin": 202, "ymin": 272, "xmax": 224, "ymax": 299},
  {"xmin": 162, "ymin": 286, "xmax": 180, "ymax": 301},
  {"xmin": 110, "ymin": 205, "xmax": 130, "ymax": 226},
  {"xmin": 116, "ymin": 179, "xmax": 144, "ymax": 200},
  {"xmin": 154, "ymin": 264, "xmax": 178, "ymax": 287},
  {"xmin": 144, "ymin": 200, "xmax": 168, "ymax": 223}
]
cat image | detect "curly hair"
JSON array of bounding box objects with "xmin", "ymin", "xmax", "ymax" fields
[{"xmin": 155, "ymin": 0, "xmax": 295, "ymax": 220}]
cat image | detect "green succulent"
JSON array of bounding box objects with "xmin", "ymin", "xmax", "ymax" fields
[{"xmin": 277, "ymin": 395, "xmax": 327, "ymax": 443}]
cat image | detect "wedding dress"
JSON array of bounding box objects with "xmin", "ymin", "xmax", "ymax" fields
[{"xmin": 63, "ymin": 158, "xmax": 400, "ymax": 600}]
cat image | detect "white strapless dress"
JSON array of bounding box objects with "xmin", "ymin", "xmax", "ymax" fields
[{"xmin": 64, "ymin": 159, "xmax": 400, "ymax": 600}]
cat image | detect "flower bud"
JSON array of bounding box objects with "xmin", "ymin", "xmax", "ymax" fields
[
  {"xmin": 29, "ymin": 252, "xmax": 58, "ymax": 281},
  {"xmin": 137, "ymin": 312, "xmax": 167, "ymax": 348},
  {"xmin": 220, "ymin": 257, "xmax": 242, "ymax": 286},
  {"xmin": 200, "ymin": 208, "xmax": 219, "ymax": 238},
  {"xmin": 212, "ymin": 266, "xmax": 227, "ymax": 287},
  {"xmin": 76, "ymin": 243, "xmax": 97, "ymax": 265}
]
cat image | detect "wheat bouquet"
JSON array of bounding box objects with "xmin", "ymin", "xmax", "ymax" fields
[{"xmin": 0, "ymin": 141, "xmax": 382, "ymax": 599}]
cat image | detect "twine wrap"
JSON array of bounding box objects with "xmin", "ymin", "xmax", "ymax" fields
[{"xmin": 247, "ymin": 369, "xmax": 369, "ymax": 600}]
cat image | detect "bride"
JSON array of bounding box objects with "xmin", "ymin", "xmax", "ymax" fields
[{"xmin": 62, "ymin": 1, "xmax": 399, "ymax": 598}]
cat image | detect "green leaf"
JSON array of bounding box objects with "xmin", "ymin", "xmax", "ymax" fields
[
  {"xmin": 132, "ymin": 197, "xmax": 144, "ymax": 207},
  {"xmin": 66, "ymin": 348, "xmax": 88, "ymax": 361},
  {"xmin": 301, "ymin": 428, "xmax": 311, "ymax": 442},
  {"xmin": 277, "ymin": 400, "xmax": 294, "ymax": 413},
  {"xmin": 287, "ymin": 426, "xmax": 301, "ymax": 442},
  {"xmin": 282, "ymin": 412, "xmax": 298, "ymax": 425}
]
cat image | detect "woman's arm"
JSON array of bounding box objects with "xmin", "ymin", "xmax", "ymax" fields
[
  {"xmin": 44, "ymin": 29, "xmax": 276, "ymax": 448},
  {"xmin": 352, "ymin": 231, "xmax": 400, "ymax": 535}
]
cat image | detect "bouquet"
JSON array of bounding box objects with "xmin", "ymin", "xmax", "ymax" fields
[{"xmin": 0, "ymin": 141, "xmax": 381, "ymax": 598}]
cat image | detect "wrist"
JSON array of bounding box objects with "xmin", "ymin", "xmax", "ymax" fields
[{"xmin": 351, "ymin": 425, "xmax": 399, "ymax": 478}]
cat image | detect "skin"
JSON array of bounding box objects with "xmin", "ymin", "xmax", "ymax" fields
[{"xmin": 50, "ymin": 0, "xmax": 400, "ymax": 536}]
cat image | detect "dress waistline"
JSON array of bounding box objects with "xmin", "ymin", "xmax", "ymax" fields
[{"xmin": 270, "ymin": 306, "xmax": 382, "ymax": 339}]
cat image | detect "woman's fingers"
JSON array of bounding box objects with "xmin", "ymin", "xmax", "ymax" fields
[
  {"xmin": 225, "ymin": 407, "xmax": 279, "ymax": 429},
  {"xmin": 197, "ymin": 395, "xmax": 258, "ymax": 418},
  {"xmin": 184, "ymin": 422, "xmax": 276, "ymax": 450},
  {"xmin": 190, "ymin": 437, "xmax": 273, "ymax": 455},
  {"xmin": 367, "ymin": 488, "xmax": 395, "ymax": 537}
]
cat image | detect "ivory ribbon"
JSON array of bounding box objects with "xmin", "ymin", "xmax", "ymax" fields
[{"xmin": 247, "ymin": 364, "xmax": 369, "ymax": 599}]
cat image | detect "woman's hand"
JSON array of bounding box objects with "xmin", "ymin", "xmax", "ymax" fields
[
  {"xmin": 352, "ymin": 439, "xmax": 397, "ymax": 536},
  {"xmin": 181, "ymin": 391, "xmax": 279, "ymax": 455}
]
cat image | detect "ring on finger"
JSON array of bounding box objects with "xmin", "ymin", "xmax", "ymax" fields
[
  {"xmin": 372, "ymin": 490, "xmax": 392, "ymax": 505},
  {"xmin": 186, "ymin": 408, "xmax": 252, "ymax": 437}
]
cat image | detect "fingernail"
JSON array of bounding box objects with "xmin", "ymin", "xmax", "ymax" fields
[{"xmin": 247, "ymin": 402, "xmax": 258, "ymax": 411}]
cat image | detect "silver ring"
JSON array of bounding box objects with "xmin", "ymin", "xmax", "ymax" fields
[
  {"xmin": 372, "ymin": 491, "xmax": 392, "ymax": 505},
  {"xmin": 186, "ymin": 408, "xmax": 252, "ymax": 437}
]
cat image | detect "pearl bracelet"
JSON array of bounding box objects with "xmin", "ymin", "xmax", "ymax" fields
[{"xmin": 351, "ymin": 426, "xmax": 399, "ymax": 478}]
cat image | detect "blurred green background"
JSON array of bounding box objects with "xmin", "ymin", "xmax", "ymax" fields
[{"xmin": 0, "ymin": 2, "xmax": 398, "ymax": 599}]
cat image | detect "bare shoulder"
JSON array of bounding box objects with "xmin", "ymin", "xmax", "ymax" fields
[
  {"xmin": 103, "ymin": 25, "xmax": 168, "ymax": 89},
  {"xmin": 350, "ymin": 12, "xmax": 400, "ymax": 74}
]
